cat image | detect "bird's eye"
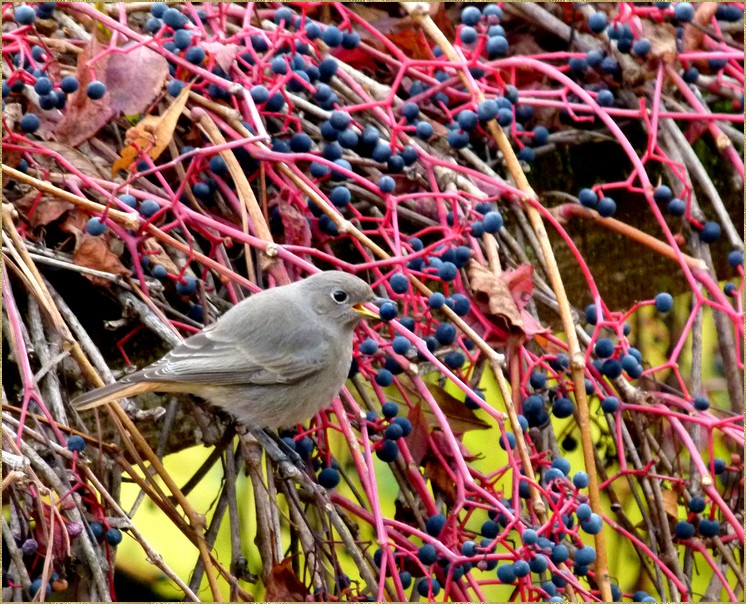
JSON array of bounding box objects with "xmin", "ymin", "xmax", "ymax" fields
[{"xmin": 332, "ymin": 290, "xmax": 349, "ymax": 303}]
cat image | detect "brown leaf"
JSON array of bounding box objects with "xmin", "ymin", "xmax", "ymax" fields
[
  {"xmin": 202, "ymin": 42, "xmax": 240, "ymax": 73},
  {"xmin": 30, "ymin": 196, "xmax": 75, "ymax": 228},
  {"xmin": 106, "ymin": 42, "xmax": 169, "ymax": 115},
  {"xmin": 399, "ymin": 374, "xmax": 490, "ymax": 434},
  {"xmin": 73, "ymin": 233, "xmax": 131, "ymax": 285},
  {"xmin": 39, "ymin": 141, "xmax": 106, "ymax": 179},
  {"xmin": 661, "ymin": 489, "xmax": 680, "ymax": 524},
  {"xmin": 56, "ymin": 38, "xmax": 115, "ymax": 146},
  {"xmin": 467, "ymin": 260, "xmax": 525, "ymax": 334},
  {"xmin": 642, "ymin": 21, "xmax": 678, "ymax": 64},
  {"xmin": 112, "ymin": 85, "xmax": 190, "ymax": 175},
  {"xmin": 141, "ymin": 238, "xmax": 179, "ymax": 275},
  {"xmin": 424, "ymin": 456, "xmax": 458, "ymax": 505},
  {"xmin": 264, "ymin": 558, "xmax": 308, "ymax": 602},
  {"xmin": 386, "ymin": 30, "xmax": 432, "ymax": 60},
  {"xmin": 56, "ymin": 38, "xmax": 168, "ymax": 147},
  {"xmin": 682, "ymin": 2, "xmax": 719, "ymax": 52},
  {"xmin": 278, "ymin": 201, "xmax": 312, "ymax": 247},
  {"xmin": 404, "ymin": 403, "xmax": 431, "ymax": 466}
]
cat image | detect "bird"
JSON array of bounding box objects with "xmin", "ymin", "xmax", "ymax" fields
[{"xmin": 72, "ymin": 271, "xmax": 385, "ymax": 429}]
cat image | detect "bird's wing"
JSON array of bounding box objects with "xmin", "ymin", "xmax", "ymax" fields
[{"xmin": 128, "ymin": 295, "xmax": 332, "ymax": 386}]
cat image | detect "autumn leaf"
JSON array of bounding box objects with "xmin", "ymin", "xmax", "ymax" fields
[
  {"xmin": 467, "ymin": 260, "xmax": 525, "ymax": 335},
  {"xmin": 73, "ymin": 235, "xmax": 131, "ymax": 285},
  {"xmin": 278, "ymin": 201, "xmax": 312, "ymax": 247},
  {"xmin": 264, "ymin": 558, "xmax": 308, "ymax": 602},
  {"xmin": 56, "ymin": 38, "xmax": 168, "ymax": 146},
  {"xmin": 112, "ymin": 85, "xmax": 190, "ymax": 175}
]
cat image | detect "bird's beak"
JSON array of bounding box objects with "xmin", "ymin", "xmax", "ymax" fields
[{"xmin": 353, "ymin": 297, "xmax": 389, "ymax": 320}]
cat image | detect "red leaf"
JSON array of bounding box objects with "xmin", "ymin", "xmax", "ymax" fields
[
  {"xmin": 278, "ymin": 201, "xmax": 312, "ymax": 247},
  {"xmin": 264, "ymin": 558, "xmax": 308, "ymax": 602}
]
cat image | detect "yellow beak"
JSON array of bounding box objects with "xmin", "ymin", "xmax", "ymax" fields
[{"xmin": 353, "ymin": 302, "xmax": 380, "ymax": 320}]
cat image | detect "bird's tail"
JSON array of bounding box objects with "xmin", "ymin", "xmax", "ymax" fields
[{"xmin": 72, "ymin": 379, "xmax": 155, "ymax": 411}]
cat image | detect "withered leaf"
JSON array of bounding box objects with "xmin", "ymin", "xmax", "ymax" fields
[
  {"xmin": 278, "ymin": 200, "xmax": 312, "ymax": 247},
  {"xmin": 112, "ymin": 85, "xmax": 190, "ymax": 175},
  {"xmin": 467, "ymin": 260, "xmax": 525, "ymax": 334},
  {"xmin": 56, "ymin": 38, "xmax": 168, "ymax": 147},
  {"xmin": 73, "ymin": 233, "xmax": 131, "ymax": 285},
  {"xmin": 40, "ymin": 141, "xmax": 106, "ymax": 179},
  {"xmin": 264, "ymin": 558, "xmax": 308, "ymax": 602}
]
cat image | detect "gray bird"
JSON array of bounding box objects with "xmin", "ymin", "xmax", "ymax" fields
[{"xmin": 73, "ymin": 271, "xmax": 385, "ymax": 428}]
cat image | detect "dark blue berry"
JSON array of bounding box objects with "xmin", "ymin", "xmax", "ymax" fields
[
  {"xmin": 66, "ymin": 435, "xmax": 86, "ymax": 452},
  {"xmin": 674, "ymin": 520, "xmax": 695, "ymax": 539},
  {"xmin": 699, "ymin": 519, "xmax": 720, "ymax": 537},
  {"xmin": 184, "ymin": 46, "xmax": 205, "ymax": 65},
  {"xmin": 163, "ymin": 7, "xmax": 187, "ymax": 28},
  {"xmin": 461, "ymin": 6, "xmax": 482, "ymax": 26},
  {"xmin": 376, "ymin": 439, "xmax": 399, "ymax": 462},
  {"xmin": 588, "ymin": 12, "xmax": 607, "ymax": 33},
  {"xmin": 20, "ymin": 113, "xmax": 41, "ymax": 133},
  {"xmin": 674, "ymin": 2, "xmax": 695, "ymax": 22},
  {"xmin": 389, "ymin": 272, "xmax": 408, "ymax": 294},
  {"xmin": 486, "ymin": 35, "xmax": 509, "ymax": 58},
  {"xmin": 594, "ymin": 338, "xmax": 615, "ymax": 358},
  {"xmin": 601, "ymin": 396, "xmax": 620, "ymax": 413},
  {"xmin": 597, "ymin": 89, "xmax": 614, "ymax": 107},
  {"xmin": 140, "ymin": 199, "xmax": 160, "ymax": 218},
  {"xmin": 668, "ymin": 198, "xmax": 686, "ymax": 216},
  {"xmin": 105, "ymin": 528, "xmax": 123, "ymax": 546},
  {"xmin": 34, "ymin": 77, "xmax": 53, "ymax": 96},
  {"xmin": 457, "ymin": 110, "xmax": 478, "ymax": 131},
  {"xmin": 435, "ymin": 322, "xmax": 457, "ymax": 345},
  {"xmin": 693, "ymin": 396, "xmax": 710, "ymax": 411},
  {"xmin": 318, "ymin": 467, "xmax": 341, "ymax": 489},
  {"xmin": 15, "ymin": 5, "xmax": 36, "ymax": 25},
  {"xmin": 655, "ymin": 292, "xmax": 674, "ymax": 312},
  {"xmin": 699, "ymin": 221, "xmax": 721, "ymax": 244},
  {"xmin": 482, "ymin": 211, "xmax": 503, "ymax": 233},
  {"xmin": 85, "ymin": 217, "xmax": 107, "ymax": 236},
  {"xmin": 552, "ymin": 397, "xmax": 574, "ymax": 418},
  {"xmin": 379, "ymin": 175, "xmax": 396, "ymax": 193},
  {"xmin": 379, "ymin": 302, "xmax": 398, "ymax": 321}
]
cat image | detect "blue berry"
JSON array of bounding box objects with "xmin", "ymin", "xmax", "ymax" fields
[
  {"xmin": 185, "ymin": 46, "xmax": 205, "ymax": 65},
  {"xmin": 391, "ymin": 417, "xmax": 412, "ymax": 437},
  {"xmin": 578, "ymin": 188, "xmax": 598, "ymax": 208},
  {"xmin": 415, "ymin": 121, "xmax": 434, "ymax": 138},
  {"xmin": 330, "ymin": 110, "xmax": 351, "ymax": 131},
  {"xmin": 140, "ymin": 199, "xmax": 160, "ymax": 218},
  {"xmin": 20, "ymin": 113, "xmax": 41, "ymax": 133},
  {"xmin": 653, "ymin": 185, "xmax": 673, "ymax": 203},
  {"xmin": 401, "ymin": 101, "xmax": 419, "ymax": 123},
  {"xmin": 654, "ymin": 292, "xmax": 674, "ymax": 312},
  {"xmin": 34, "ymin": 77, "xmax": 53, "ymax": 96},
  {"xmin": 435, "ymin": 322, "xmax": 457, "ymax": 345},
  {"xmin": 727, "ymin": 249, "xmax": 743, "ymax": 267},
  {"xmin": 15, "ymin": 5, "xmax": 36, "ymax": 25},
  {"xmin": 85, "ymin": 217, "xmax": 107, "ymax": 236},
  {"xmin": 596, "ymin": 197, "xmax": 616, "ymax": 218},
  {"xmin": 417, "ymin": 577, "xmax": 440, "ymax": 597},
  {"xmin": 724, "ymin": 282, "xmax": 738, "ymax": 297},
  {"xmin": 496, "ymin": 107, "xmax": 512, "ymax": 127},
  {"xmin": 318, "ymin": 58, "xmax": 339, "ymax": 82},
  {"xmin": 674, "ymin": 520, "xmax": 695, "ymax": 539},
  {"xmin": 451, "ymin": 294, "xmax": 471, "ymax": 316},
  {"xmin": 330, "ymin": 159, "xmax": 352, "ymax": 181},
  {"xmin": 601, "ymin": 396, "xmax": 620, "ymax": 413},
  {"xmin": 418, "ymin": 543, "xmax": 437, "ymax": 565},
  {"xmin": 163, "ymin": 7, "xmax": 187, "ymax": 28},
  {"xmin": 337, "ymin": 129, "xmax": 358, "ymax": 149},
  {"xmin": 477, "ymin": 99, "xmax": 499, "ymax": 121},
  {"xmin": 460, "ymin": 26, "xmax": 478, "ymax": 45},
  {"xmin": 594, "ymin": 338, "xmax": 615, "ymax": 358},
  {"xmin": 633, "ymin": 38, "xmax": 652, "ymax": 57},
  {"xmin": 66, "ymin": 434, "xmax": 86, "ymax": 452},
  {"xmin": 375, "ymin": 369, "xmax": 393, "ymax": 387},
  {"xmin": 447, "ymin": 128, "xmax": 470, "ymax": 149},
  {"xmin": 379, "ymin": 302, "xmax": 398, "ymax": 321},
  {"xmin": 482, "ymin": 210, "xmax": 504, "ymax": 233},
  {"xmin": 399, "ymin": 571, "xmax": 412, "ymax": 589},
  {"xmin": 381, "ymin": 402, "xmax": 398, "ymax": 419},
  {"xmin": 341, "ymin": 31, "xmax": 361, "ymax": 49},
  {"xmin": 167, "ymin": 79, "xmax": 184, "ymax": 96},
  {"xmin": 274, "ymin": 6, "xmax": 294, "ymax": 24},
  {"xmin": 713, "ymin": 458, "xmax": 726, "ymax": 474},
  {"xmin": 699, "ymin": 221, "xmax": 721, "ymax": 244},
  {"xmin": 497, "ymin": 564, "xmax": 516, "ymax": 583},
  {"xmin": 601, "ymin": 358, "xmax": 623, "ymax": 379},
  {"xmin": 575, "ymin": 546, "xmax": 596, "ymax": 566},
  {"xmin": 693, "ymin": 396, "xmax": 710, "ymax": 411},
  {"xmin": 532, "ymin": 125, "xmax": 549, "ymax": 146},
  {"xmin": 438, "ymin": 261, "xmax": 458, "ymax": 281},
  {"xmin": 85, "ymin": 80, "xmax": 106, "ymax": 99},
  {"xmin": 596, "ymin": 89, "xmax": 614, "ymax": 108},
  {"xmin": 173, "ymin": 29, "xmax": 193, "ymax": 50},
  {"xmin": 580, "ymin": 513, "xmax": 603, "ymax": 534},
  {"xmin": 674, "ymin": 2, "xmax": 695, "ymax": 22},
  {"xmin": 429, "ymin": 292, "xmax": 446, "ymax": 309},
  {"xmin": 551, "ymin": 397, "xmax": 574, "ymax": 418},
  {"xmin": 699, "ymin": 519, "xmax": 720, "ymax": 537},
  {"xmin": 586, "ymin": 49, "xmax": 604, "ymax": 67},
  {"xmin": 486, "ymin": 35, "xmax": 509, "ymax": 58},
  {"xmin": 682, "ymin": 67, "xmax": 699, "ymax": 83},
  {"xmin": 359, "ymin": 338, "xmax": 378, "ymax": 356},
  {"xmin": 175, "ymin": 275, "xmax": 197, "ymax": 295},
  {"xmin": 426, "ymin": 514, "xmax": 447, "ymax": 536},
  {"xmin": 668, "ymin": 198, "xmax": 686, "ymax": 216},
  {"xmin": 389, "ymin": 272, "xmax": 408, "ymax": 294},
  {"xmin": 116, "ymin": 194, "xmax": 136, "ymax": 208},
  {"xmin": 379, "ymin": 175, "xmax": 396, "ymax": 194},
  {"xmin": 289, "ymin": 132, "xmax": 313, "ymax": 153},
  {"xmin": 573, "ymin": 471, "xmax": 590, "ymax": 490},
  {"xmin": 569, "ymin": 57, "xmax": 587, "ymax": 73},
  {"xmin": 318, "ymin": 467, "xmax": 341, "ymax": 489},
  {"xmin": 461, "ymin": 6, "xmax": 482, "ymax": 26},
  {"xmin": 588, "ymin": 11, "xmax": 607, "ymax": 33},
  {"xmin": 550, "ymin": 544, "xmax": 570, "ymax": 563},
  {"xmin": 29, "ymin": 579, "xmax": 51, "ymax": 598},
  {"xmin": 392, "ymin": 336, "xmax": 410, "ymax": 356},
  {"xmin": 105, "ymin": 528, "xmax": 123, "ymax": 546},
  {"xmin": 444, "ymin": 351, "xmax": 466, "ymax": 369},
  {"xmin": 457, "ymin": 110, "xmax": 478, "ymax": 131}
]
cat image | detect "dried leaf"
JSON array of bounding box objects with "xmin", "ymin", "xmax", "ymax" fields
[
  {"xmin": 642, "ymin": 21, "xmax": 678, "ymax": 64},
  {"xmin": 502, "ymin": 263, "xmax": 535, "ymax": 310},
  {"xmin": 278, "ymin": 201, "xmax": 312, "ymax": 247},
  {"xmin": 682, "ymin": 2, "xmax": 719, "ymax": 52},
  {"xmin": 202, "ymin": 42, "xmax": 240, "ymax": 73},
  {"xmin": 106, "ymin": 42, "xmax": 169, "ymax": 115},
  {"xmin": 386, "ymin": 30, "xmax": 432, "ymax": 60},
  {"xmin": 424, "ymin": 455, "xmax": 458, "ymax": 505},
  {"xmin": 56, "ymin": 38, "xmax": 115, "ymax": 146},
  {"xmin": 467, "ymin": 260, "xmax": 525, "ymax": 333},
  {"xmin": 141, "ymin": 238, "xmax": 179, "ymax": 274},
  {"xmin": 264, "ymin": 558, "xmax": 308, "ymax": 602},
  {"xmin": 72, "ymin": 231, "xmax": 131, "ymax": 285},
  {"xmin": 112, "ymin": 85, "xmax": 190, "ymax": 175},
  {"xmin": 661, "ymin": 489, "xmax": 680, "ymax": 524},
  {"xmin": 40, "ymin": 141, "xmax": 106, "ymax": 179},
  {"xmin": 30, "ymin": 196, "xmax": 75, "ymax": 228},
  {"xmin": 56, "ymin": 39, "xmax": 168, "ymax": 147}
]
